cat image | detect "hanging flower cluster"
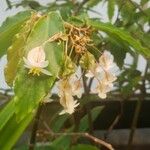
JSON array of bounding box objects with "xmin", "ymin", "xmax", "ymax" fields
[
  {"xmin": 58, "ymin": 75, "xmax": 83, "ymax": 115},
  {"xmin": 23, "ymin": 22, "xmax": 117, "ymax": 115},
  {"xmin": 85, "ymin": 51, "xmax": 117, "ymax": 99}
]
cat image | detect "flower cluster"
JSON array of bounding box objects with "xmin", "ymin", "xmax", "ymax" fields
[
  {"xmin": 86, "ymin": 51, "xmax": 117, "ymax": 99},
  {"xmin": 23, "ymin": 46, "xmax": 51, "ymax": 76},
  {"xmin": 23, "ymin": 29, "xmax": 117, "ymax": 115},
  {"xmin": 58, "ymin": 75, "xmax": 83, "ymax": 115}
]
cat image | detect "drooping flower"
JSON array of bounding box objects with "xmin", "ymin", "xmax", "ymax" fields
[
  {"xmin": 59, "ymin": 92, "xmax": 79, "ymax": 115},
  {"xmin": 99, "ymin": 51, "xmax": 114, "ymax": 70},
  {"xmin": 70, "ymin": 75, "xmax": 83, "ymax": 98},
  {"xmin": 85, "ymin": 63, "xmax": 99, "ymax": 79},
  {"xmin": 93, "ymin": 81, "xmax": 113, "ymax": 99},
  {"xmin": 58, "ymin": 79, "xmax": 79, "ymax": 115},
  {"xmin": 23, "ymin": 46, "xmax": 52, "ymax": 76},
  {"xmin": 102, "ymin": 71, "xmax": 117, "ymax": 83},
  {"xmin": 85, "ymin": 50, "xmax": 117, "ymax": 99}
]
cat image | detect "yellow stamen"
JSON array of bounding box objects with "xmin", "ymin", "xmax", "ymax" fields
[{"xmin": 28, "ymin": 67, "xmax": 41, "ymax": 76}]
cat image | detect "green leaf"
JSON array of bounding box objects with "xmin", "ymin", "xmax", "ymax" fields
[
  {"xmin": 0, "ymin": 112, "xmax": 33, "ymax": 150},
  {"xmin": 107, "ymin": 0, "xmax": 115, "ymax": 20},
  {"xmin": 71, "ymin": 144, "xmax": 99, "ymax": 150},
  {"xmin": 14, "ymin": 12, "xmax": 64, "ymax": 121},
  {"xmin": 79, "ymin": 106, "xmax": 104, "ymax": 131},
  {"xmin": 0, "ymin": 11, "xmax": 64, "ymax": 149},
  {"xmin": 119, "ymin": 69, "xmax": 142, "ymax": 96},
  {"xmin": 0, "ymin": 100, "xmax": 15, "ymax": 130},
  {"xmin": 5, "ymin": 13, "xmax": 40, "ymax": 86},
  {"xmin": 141, "ymin": 0, "xmax": 149, "ymax": 6},
  {"xmin": 107, "ymin": 37, "xmax": 127, "ymax": 68},
  {"xmin": 51, "ymin": 135, "xmax": 71, "ymax": 150},
  {"xmin": 50, "ymin": 114, "xmax": 69, "ymax": 132},
  {"xmin": 87, "ymin": 20, "xmax": 150, "ymax": 58},
  {"xmin": 0, "ymin": 11, "xmax": 31, "ymax": 58},
  {"xmin": 50, "ymin": 127, "xmax": 74, "ymax": 150}
]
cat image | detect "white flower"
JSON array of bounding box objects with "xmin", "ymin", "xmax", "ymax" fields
[
  {"xmin": 99, "ymin": 51, "xmax": 114, "ymax": 70},
  {"xmin": 102, "ymin": 71, "xmax": 117, "ymax": 83},
  {"xmin": 72, "ymin": 79, "xmax": 83, "ymax": 98},
  {"xmin": 86, "ymin": 51, "xmax": 117, "ymax": 99},
  {"xmin": 93, "ymin": 81, "xmax": 112, "ymax": 99},
  {"xmin": 69, "ymin": 75, "xmax": 83, "ymax": 98},
  {"xmin": 85, "ymin": 64, "xmax": 99, "ymax": 79},
  {"xmin": 59, "ymin": 92, "xmax": 79, "ymax": 115},
  {"xmin": 23, "ymin": 46, "xmax": 52, "ymax": 76},
  {"xmin": 58, "ymin": 79, "xmax": 79, "ymax": 115}
]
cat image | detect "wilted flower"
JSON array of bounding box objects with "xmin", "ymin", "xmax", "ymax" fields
[
  {"xmin": 59, "ymin": 92, "xmax": 79, "ymax": 115},
  {"xmin": 99, "ymin": 51, "xmax": 114, "ymax": 70},
  {"xmin": 70, "ymin": 75, "xmax": 83, "ymax": 98},
  {"xmin": 102, "ymin": 71, "xmax": 117, "ymax": 83},
  {"xmin": 23, "ymin": 46, "xmax": 52, "ymax": 76},
  {"xmin": 58, "ymin": 79, "xmax": 79, "ymax": 115},
  {"xmin": 93, "ymin": 81, "xmax": 113, "ymax": 99}
]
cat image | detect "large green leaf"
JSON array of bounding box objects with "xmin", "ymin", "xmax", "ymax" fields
[
  {"xmin": 0, "ymin": 112, "xmax": 33, "ymax": 150},
  {"xmin": 0, "ymin": 100, "xmax": 15, "ymax": 130},
  {"xmin": 0, "ymin": 12, "xmax": 64, "ymax": 149},
  {"xmin": 14, "ymin": 12, "xmax": 64, "ymax": 121},
  {"xmin": 5, "ymin": 13, "xmax": 40, "ymax": 86},
  {"xmin": 0, "ymin": 11, "xmax": 31, "ymax": 57},
  {"xmin": 87, "ymin": 20, "xmax": 150, "ymax": 58}
]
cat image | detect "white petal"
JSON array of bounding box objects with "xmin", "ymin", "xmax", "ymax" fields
[
  {"xmin": 99, "ymin": 51, "xmax": 114, "ymax": 70},
  {"xmin": 27, "ymin": 46, "xmax": 45, "ymax": 62},
  {"xmin": 40, "ymin": 68, "xmax": 52, "ymax": 76},
  {"xmin": 96, "ymin": 66, "xmax": 102, "ymax": 73},
  {"xmin": 103, "ymin": 71, "xmax": 117, "ymax": 83},
  {"xmin": 98, "ymin": 92, "xmax": 107, "ymax": 99},
  {"xmin": 24, "ymin": 64, "xmax": 31, "ymax": 69},
  {"xmin": 76, "ymin": 91, "xmax": 82, "ymax": 98},
  {"xmin": 40, "ymin": 60, "xmax": 49, "ymax": 68},
  {"xmin": 23, "ymin": 57, "xmax": 32, "ymax": 67}
]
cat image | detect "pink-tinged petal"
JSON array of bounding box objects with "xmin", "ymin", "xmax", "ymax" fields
[
  {"xmin": 99, "ymin": 51, "xmax": 114, "ymax": 70},
  {"xmin": 27, "ymin": 46, "xmax": 45, "ymax": 63},
  {"xmin": 40, "ymin": 68, "xmax": 52, "ymax": 76},
  {"xmin": 103, "ymin": 71, "xmax": 117, "ymax": 83},
  {"xmin": 40, "ymin": 60, "xmax": 49, "ymax": 68}
]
